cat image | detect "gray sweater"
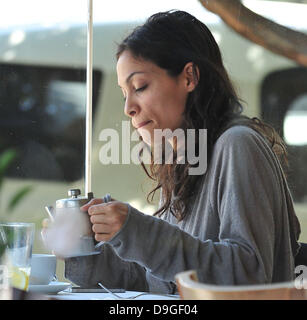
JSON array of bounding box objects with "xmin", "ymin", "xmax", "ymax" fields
[{"xmin": 64, "ymin": 125, "xmax": 301, "ymax": 294}]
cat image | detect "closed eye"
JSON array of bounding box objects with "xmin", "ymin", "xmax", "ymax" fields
[
  {"xmin": 135, "ymin": 85, "xmax": 147, "ymax": 93},
  {"xmin": 122, "ymin": 85, "xmax": 147, "ymax": 101}
]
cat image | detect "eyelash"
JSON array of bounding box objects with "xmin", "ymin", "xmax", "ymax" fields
[
  {"xmin": 123, "ymin": 85, "xmax": 147, "ymax": 101},
  {"xmin": 135, "ymin": 85, "xmax": 147, "ymax": 93}
]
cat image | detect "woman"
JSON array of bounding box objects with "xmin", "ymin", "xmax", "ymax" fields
[{"xmin": 62, "ymin": 10, "xmax": 301, "ymax": 294}]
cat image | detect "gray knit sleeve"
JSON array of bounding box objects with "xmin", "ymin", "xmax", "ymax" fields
[{"xmin": 64, "ymin": 242, "xmax": 149, "ymax": 291}]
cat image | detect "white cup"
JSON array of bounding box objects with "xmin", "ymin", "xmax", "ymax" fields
[{"xmin": 29, "ymin": 254, "xmax": 57, "ymax": 285}]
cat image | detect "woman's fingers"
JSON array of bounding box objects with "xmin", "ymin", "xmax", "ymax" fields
[
  {"xmin": 90, "ymin": 212, "xmax": 121, "ymax": 232},
  {"xmin": 80, "ymin": 198, "xmax": 103, "ymax": 211},
  {"xmin": 94, "ymin": 233, "xmax": 111, "ymax": 242},
  {"xmin": 88, "ymin": 201, "xmax": 124, "ymax": 216},
  {"xmin": 90, "ymin": 214, "xmax": 108, "ymax": 224},
  {"xmin": 87, "ymin": 201, "xmax": 129, "ymax": 242},
  {"xmin": 81, "ymin": 196, "xmax": 117, "ymax": 211},
  {"xmin": 92, "ymin": 223, "xmax": 109, "ymax": 234},
  {"xmin": 87, "ymin": 203, "xmax": 108, "ymax": 215}
]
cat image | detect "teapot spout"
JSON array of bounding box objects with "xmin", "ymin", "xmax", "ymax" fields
[{"xmin": 45, "ymin": 206, "xmax": 55, "ymax": 222}]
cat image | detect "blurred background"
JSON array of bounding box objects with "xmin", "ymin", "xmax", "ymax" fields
[{"xmin": 0, "ymin": 0, "xmax": 306, "ymax": 281}]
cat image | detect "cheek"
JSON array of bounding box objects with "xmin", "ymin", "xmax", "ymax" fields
[
  {"xmin": 171, "ymin": 94, "xmax": 186, "ymax": 127},
  {"xmin": 161, "ymin": 104, "xmax": 185, "ymax": 130},
  {"xmin": 141, "ymin": 86, "xmax": 185, "ymax": 130},
  {"xmin": 160, "ymin": 89, "xmax": 186, "ymax": 126}
]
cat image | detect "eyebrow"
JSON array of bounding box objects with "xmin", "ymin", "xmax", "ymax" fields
[
  {"xmin": 126, "ymin": 71, "xmax": 146, "ymax": 84},
  {"xmin": 118, "ymin": 71, "xmax": 146, "ymax": 88}
]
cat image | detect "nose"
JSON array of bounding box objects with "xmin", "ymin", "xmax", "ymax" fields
[{"xmin": 124, "ymin": 96, "xmax": 138, "ymax": 118}]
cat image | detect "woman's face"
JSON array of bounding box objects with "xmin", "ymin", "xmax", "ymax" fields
[{"xmin": 117, "ymin": 50, "xmax": 195, "ymax": 146}]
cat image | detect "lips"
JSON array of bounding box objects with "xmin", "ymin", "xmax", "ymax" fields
[{"xmin": 136, "ymin": 120, "xmax": 152, "ymax": 129}]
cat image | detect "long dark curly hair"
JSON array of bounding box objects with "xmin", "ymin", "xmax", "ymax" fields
[{"xmin": 116, "ymin": 10, "xmax": 288, "ymax": 221}]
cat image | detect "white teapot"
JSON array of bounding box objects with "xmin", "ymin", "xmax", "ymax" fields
[{"xmin": 44, "ymin": 189, "xmax": 99, "ymax": 257}]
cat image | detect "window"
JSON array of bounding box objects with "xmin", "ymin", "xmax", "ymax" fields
[
  {"xmin": 283, "ymin": 94, "xmax": 307, "ymax": 146},
  {"xmin": 261, "ymin": 67, "xmax": 307, "ymax": 202},
  {"xmin": 0, "ymin": 64, "xmax": 102, "ymax": 182}
]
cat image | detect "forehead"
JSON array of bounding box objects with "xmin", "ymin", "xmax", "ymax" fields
[{"xmin": 116, "ymin": 50, "xmax": 159, "ymax": 85}]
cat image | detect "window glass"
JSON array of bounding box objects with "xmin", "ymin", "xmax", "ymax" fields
[
  {"xmin": 261, "ymin": 68, "xmax": 307, "ymax": 203},
  {"xmin": 0, "ymin": 64, "xmax": 102, "ymax": 182},
  {"xmin": 284, "ymin": 94, "xmax": 307, "ymax": 146}
]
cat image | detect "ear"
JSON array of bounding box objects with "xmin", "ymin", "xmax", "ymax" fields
[{"xmin": 182, "ymin": 62, "xmax": 199, "ymax": 92}]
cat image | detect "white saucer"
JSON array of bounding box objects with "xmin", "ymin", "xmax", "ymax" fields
[{"xmin": 28, "ymin": 281, "xmax": 72, "ymax": 294}]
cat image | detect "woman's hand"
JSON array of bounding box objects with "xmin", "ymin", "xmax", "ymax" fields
[{"xmin": 81, "ymin": 198, "xmax": 129, "ymax": 242}]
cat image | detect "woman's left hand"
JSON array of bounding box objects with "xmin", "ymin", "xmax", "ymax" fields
[{"xmin": 81, "ymin": 198, "xmax": 129, "ymax": 242}]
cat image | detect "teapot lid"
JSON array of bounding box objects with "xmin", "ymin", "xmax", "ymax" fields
[{"xmin": 56, "ymin": 189, "xmax": 93, "ymax": 209}]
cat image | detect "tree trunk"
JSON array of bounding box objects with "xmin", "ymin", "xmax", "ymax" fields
[{"xmin": 199, "ymin": 0, "xmax": 307, "ymax": 66}]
